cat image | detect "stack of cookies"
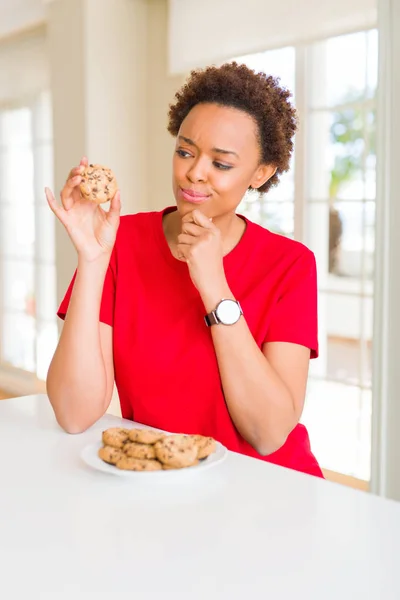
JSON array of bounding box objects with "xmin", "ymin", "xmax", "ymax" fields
[{"xmin": 98, "ymin": 427, "xmax": 216, "ymax": 471}]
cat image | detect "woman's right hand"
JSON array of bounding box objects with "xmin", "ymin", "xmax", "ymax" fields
[{"xmin": 45, "ymin": 156, "xmax": 121, "ymax": 263}]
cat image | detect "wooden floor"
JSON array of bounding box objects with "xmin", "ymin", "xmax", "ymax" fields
[{"xmin": 0, "ymin": 389, "xmax": 17, "ymax": 400}]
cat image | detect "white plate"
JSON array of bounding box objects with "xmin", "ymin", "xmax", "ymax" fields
[{"xmin": 81, "ymin": 440, "xmax": 228, "ymax": 478}]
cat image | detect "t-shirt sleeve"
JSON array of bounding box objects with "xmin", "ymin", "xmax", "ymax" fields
[
  {"xmin": 57, "ymin": 254, "xmax": 116, "ymax": 327},
  {"xmin": 263, "ymin": 249, "xmax": 319, "ymax": 358}
]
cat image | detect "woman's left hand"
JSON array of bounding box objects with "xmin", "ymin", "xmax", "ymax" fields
[{"xmin": 177, "ymin": 209, "xmax": 228, "ymax": 301}]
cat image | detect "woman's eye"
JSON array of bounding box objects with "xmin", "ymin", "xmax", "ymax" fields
[
  {"xmin": 176, "ymin": 149, "xmax": 191, "ymax": 158},
  {"xmin": 213, "ymin": 162, "xmax": 233, "ymax": 171}
]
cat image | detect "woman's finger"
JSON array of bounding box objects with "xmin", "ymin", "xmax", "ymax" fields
[
  {"xmin": 106, "ymin": 190, "xmax": 121, "ymax": 228},
  {"xmin": 80, "ymin": 156, "xmax": 89, "ymax": 168},
  {"xmin": 177, "ymin": 233, "xmax": 197, "ymax": 246},
  {"xmin": 176, "ymin": 244, "xmax": 188, "ymax": 262},
  {"xmin": 60, "ymin": 175, "xmax": 82, "ymax": 210},
  {"xmin": 182, "ymin": 209, "xmax": 215, "ymax": 229},
  {"xmin": 67, "ymin": 165, "xmax": 85, "ymax": 180},
  {"xmin": 181, "ymin": 222, "xmax": 204, "ymax": 237},
  {"xmin": 45, "ymin": 187, "xmax": 66, "ymax": 224}
]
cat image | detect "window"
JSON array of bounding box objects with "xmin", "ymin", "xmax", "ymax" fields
[
  {"xmin": 238, "ymin": 47, "xmax": 296, "ymax": 237},
  {"xmin": 0, "ymin": 92, "xmax": 57, "ymax": 382},
  {"xmin": 235, "ymin": 29, "xmax": 378, "ymax": 482}
]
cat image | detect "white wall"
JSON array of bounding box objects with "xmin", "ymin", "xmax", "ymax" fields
[
  {"xmin": 146, "ymin": 0, "xmax": 185, "ymax": 211},
  {"xmin": 0, "ymin": 25, "xmax": 49, "ymax": 104},
  {"xmin": 0, "ymin": 0, "xmax": 45, "ymax": 39},
  {"xmin": 47, "ymin": 0, "xmax": 149, "ymax": 305},
  {"xmin": 168, "ymin": 0, "xmax": 377, "ymax": 74}
]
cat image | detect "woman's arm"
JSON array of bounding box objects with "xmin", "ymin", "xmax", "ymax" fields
[
  {"xmin": 202, "ymin": 286, "xmax": 310, "ymax": 456},
  {"xmin": 45, "ymin": 157, "xmax": 120, "ymax": 433},
  {"xmin": 176, "ymin": 209, "xmax": 313, "ymax": 456},
  {"xmin": 47, "ymin": 258, "xmax": 115, "ymax": 433}
]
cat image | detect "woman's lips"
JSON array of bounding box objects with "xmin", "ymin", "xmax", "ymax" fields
[{"xmin": 179, "ymin": 188, "xmax": 210, "ymax": 203}]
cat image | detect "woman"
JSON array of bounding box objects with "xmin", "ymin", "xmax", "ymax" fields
[{"xmin": 46, "ymin": 62, "xmax": 323, "ymax": 478}]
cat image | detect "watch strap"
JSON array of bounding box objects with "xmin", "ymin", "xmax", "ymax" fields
[{"xmin": 204, "ymin": 311, "xmax": 219, "ymax": 327}]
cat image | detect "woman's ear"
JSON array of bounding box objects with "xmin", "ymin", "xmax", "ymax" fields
[{"xmin": 250, "ymin": 164, "xmax": 277, "ymax": 190}]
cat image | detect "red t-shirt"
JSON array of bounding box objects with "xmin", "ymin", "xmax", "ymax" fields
[{"xmin": 58, "ymin": 207, "xmax": 323, "ymax": 478}]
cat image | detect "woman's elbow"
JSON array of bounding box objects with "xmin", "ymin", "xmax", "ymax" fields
[
  {"xmin": 253, "ymin": 431, "xmax": 289, "ymax": 457},
  {"xmin": 54, "ymin": 412, "xmax": 91, "ymax": 435}
]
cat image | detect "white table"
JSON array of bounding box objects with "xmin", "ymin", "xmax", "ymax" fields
[{"xmin": 1, "ymin": 395, "xmax": 399, "ymax": 600}]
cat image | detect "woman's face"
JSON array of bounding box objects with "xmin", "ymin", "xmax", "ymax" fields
[{"xmin": 172, "ymin": 103, "xmax": 275, "ymax": 219}]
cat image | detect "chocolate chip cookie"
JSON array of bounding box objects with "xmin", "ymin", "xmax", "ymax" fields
[
  {"xmin": 116, "ymin": 457, "xmax": 163, "ymax": 471},
  {"xmin": 80, "ymin": 164, "xmax": 118, "ymax": 204},
  {"xmin": 192, "ymin": 435, "xmax": 217, "ymax": 459},
  {"xmin": 98, "ymin": 445, "xmax": 125, "ymax": 465},
  {"xmin": 128, "ymin": 429, "xmax": 165, "ymax": 445},
  {"xmin": 102, "ymin": 427, "xmax": 129, "ymax": 449},
  {"xmin": 124, "ymin": 441, "xmax": 156, "ymax": 460},
  {"xmin": 154, "ymin": 435, "xmax": 198, "ymax": 469}
]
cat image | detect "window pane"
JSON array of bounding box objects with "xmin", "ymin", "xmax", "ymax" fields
[
  {"xmin": 310, "ymin": 292, "xmax": 372, "ymax": 385},
  {"xmin": 0, "ymin": 147, "xmax": 34, "ymax": 204},
  {"xmin": 365, "ymin": 109, "xmax": 376, "ymax": 200},
  {"xmin": 240, "ymin": 194, "xmax": 294, "ymax": 235},
  {"xmin": 36, "ymin": 205, "xmax": 55, "ymax": 263},
  {"xmin": 305, "ymin": 202, "xmax": 330, "ymax": 284},
  {"xmin": 307, "ymin": 112, "xmax": 331, "ymax": 201},
  {"xmin": 309, "ymin": 292, "xmax": 363, "ymax": 380},
  {"xmin": 0, "ymin": 204, "xmax": 35, "ymax": 259},
  {"xmin": 234, "ymin": 46, "xmax": 295, "ymax": 99},
  {"xmin": 330, "ymin": 201, "xmax": 375, "ymax": 279},
  {"xmin": 308, "ymin": 110, "xmax": 367, "ymax": 201},
  {"xmin": 310, "ymin": 32, "xmax": 368, "ymax": 108},
  {"xmin": 330, "ymin": 108, "xmax": 365, "ymax": 200},
  {"xmin": 0, "ymin": 108, "xmax": 32, "ymax": 147},
  {"xmin": 267, "ymin": 157, "xmax": 294, "ymax": 202},
  {"xmin": 367, "ymin": 29, "xmax": 378, "ymax": 99},
  {"xmin": 36, "ymin": 264, "xmax": 56, "ymax": 321},
  {"xmin": 3, "ymin": 259, "xmax": 35, "ymax": 313},
  {"xmin": 36, "ymin": 320, "xmax": 58, "ymax": 381},
  {"xmin": 302, "ymin": 380, "xmax": 371, "ymax": 480},
  {"xmin": 34, "ymin": 142, "xmax": 54, "ymax": 202},
  {"xmin": 2, "ymin": 312, "xmax": 35, "ymax": 371},
  {"xmin": 32, "ymin": 92, "xmax": 53, "ymax": 143},
  {"xmin": 326, "ymin": 337, "xmax": 362, "ymax": 386},
  {"xmin": 325, "ymin": 292, "xmax": 362, "ymax": 340},
  {"xmin": 362, "ymin": 296, "xmax": 374, "ymax": 387}
]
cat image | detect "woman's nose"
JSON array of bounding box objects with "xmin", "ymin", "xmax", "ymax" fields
[{"xmin": 187, "ymin": 157, "xmax": 208, "ymax": 183}]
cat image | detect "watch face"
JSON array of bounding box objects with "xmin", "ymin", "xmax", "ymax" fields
[{"xmin": 216, "ymin": 300, "xmax": 242, "ymax": 325}]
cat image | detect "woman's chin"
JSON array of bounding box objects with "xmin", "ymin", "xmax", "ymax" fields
[{"xmin": 176, "ymin": 199, "xmax": 214, "ymax": 219}]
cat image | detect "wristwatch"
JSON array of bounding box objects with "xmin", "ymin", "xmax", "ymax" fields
[{"xmin": 204, "ymin": 299, "xmax": 243, "ymax": 327}]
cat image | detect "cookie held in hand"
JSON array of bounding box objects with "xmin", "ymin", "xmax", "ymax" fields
[{"xmin": 79, "ymin": 164, "xmax": 118, "ymax": 204}]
